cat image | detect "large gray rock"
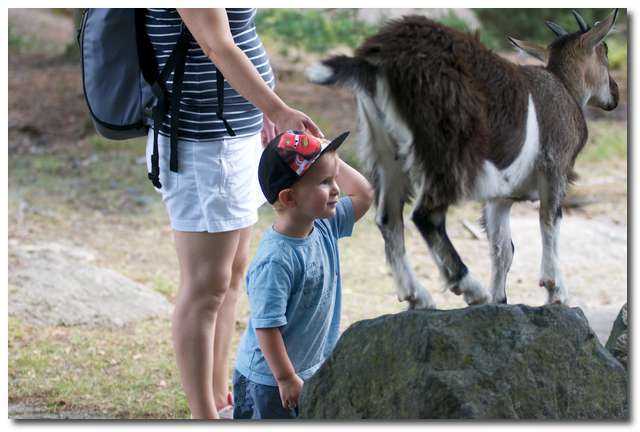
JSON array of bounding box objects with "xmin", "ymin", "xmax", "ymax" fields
[
  {"xmin": 8, "ymin": 241, "xmax": 172, "ymax": 327},
  {"xmin": 605, "ymin": 303, "xmax": 628, "ymax": 369},
  {"xmin": 300, "ymin": 304, "xmax": 627, "ymax": 420}
]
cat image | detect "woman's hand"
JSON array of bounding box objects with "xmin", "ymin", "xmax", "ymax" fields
[
  {"xmin": 276, "ymin": 374, "xmax": 304, "ymax": 410},
  {"xmin": 261, "ymin": 114, "xmax": 277, "ymax": 146},
  {"xmin": 270, "ymin": 105, "xmax": 324, "ymax": 138}
]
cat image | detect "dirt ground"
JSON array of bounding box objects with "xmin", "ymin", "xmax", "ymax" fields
[{"xmin": 7, "ymin": 9, "xmax": 628, "ymax": 418}]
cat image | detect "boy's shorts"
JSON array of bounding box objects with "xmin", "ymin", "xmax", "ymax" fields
[{"xmin": 232, "ymin": 370, "xmax": 298, "ymax": 419}]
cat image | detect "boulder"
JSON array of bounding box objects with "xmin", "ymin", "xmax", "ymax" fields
[
  {"xmin": 605, "ymin": 303, "xmax": 628, "ymax": 369},
  {"xmin": 8, "ymin": 241, "xmax": 172, "ymax": 327},
  {"xmin": 300, "ymin": 304, "xmax": 627, "ymax": 419}
]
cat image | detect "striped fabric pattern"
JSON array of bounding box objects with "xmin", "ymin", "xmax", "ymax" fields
[{"xmin": 145, "ymin": 8, "xmax": 274, "ymax": 141}]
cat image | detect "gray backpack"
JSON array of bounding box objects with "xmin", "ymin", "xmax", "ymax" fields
[{"xmin": 78, "ymin": 8, "xmax": 235, "ymax": 188}]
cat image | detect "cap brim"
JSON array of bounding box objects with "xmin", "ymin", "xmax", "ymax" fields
[{"xmin": 321, "ymin": 131, "xmax": 350, "ymax": 154}]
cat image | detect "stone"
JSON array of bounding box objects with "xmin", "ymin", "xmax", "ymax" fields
[
  {"xmin": 8, "ymin": 241, "xmax": 172, "ymax": 327},
  {"xmin": 300, "ymin": 304, "xmax": 627, "ymax": 420},
  {"xmin": 605, "ymin": 303, "xmax": 628, "ymax": 369}
]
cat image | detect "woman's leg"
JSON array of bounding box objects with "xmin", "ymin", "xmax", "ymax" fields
[
  {"xmin": 212, "ymin": 225, "xmax": 253, "ymax": 409},
  {"xmin": 172, "ymin": 229, "xmax": 241, "ymax": 419}
]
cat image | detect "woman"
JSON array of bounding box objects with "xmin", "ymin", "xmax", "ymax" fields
[{"xmin": 145, "ymin": 8, "xmax": 322, "ymax": 419}]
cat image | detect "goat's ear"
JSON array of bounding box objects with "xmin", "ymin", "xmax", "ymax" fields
[
  {"xmin": 581, "ymin": 9, "xmax": 618, "ymax": 49},
  {"xmin": 508, "ymin": 37, "xmax": 548, "ymax": 63}
]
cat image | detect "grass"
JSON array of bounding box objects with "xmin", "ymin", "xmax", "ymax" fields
[
  {"xmin": 8, "ymin": 22, "xmax": 68, "ymax": 56},
  {"xmin": 578, "ymin": 120, "xmax": 627, "ymax": 163},
  {"xmin": 8, "ymin": 317, "xmax": 188, "ymax": 418}
]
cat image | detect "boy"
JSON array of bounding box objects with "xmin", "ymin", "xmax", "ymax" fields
[{"xmin": 233, "ymin": 130, "xmax": 374, "ymax": 419}]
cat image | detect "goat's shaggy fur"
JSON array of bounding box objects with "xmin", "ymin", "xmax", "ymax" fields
[{"xmin": 307, "ymin": 11, "xmax": 619, "ymax": 308}]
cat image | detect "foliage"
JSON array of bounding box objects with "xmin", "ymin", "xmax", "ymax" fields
[
  {"xmin": 474, "ymin": 9, "xmax": 627, "ymax": 50},
  {"xmin": 255, "ymin": 9, "xmax": 377, "ymax": 55},
  {"xmin": 579, "ymin": 120, "xmax": 627, "ymax": 163},
  {"xmin": 8, "ymin": 24, "xmax": 41, "ymax": 55},
  {"xmin": 437, "ymin": 11, "xmax": 471, "ymax": 33},
  {"xmin": 606, "ymin": 36, "xmax": 628, "ymax": 71}
]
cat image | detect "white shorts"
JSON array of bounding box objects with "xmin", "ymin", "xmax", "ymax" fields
[{"xmin": 146, "ymin": 131, "xmax": 267, "ymax": 233}]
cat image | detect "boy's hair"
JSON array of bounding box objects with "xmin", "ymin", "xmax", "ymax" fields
[{"xmin": 271, "ymin": 150, "xmax": 339, "ymax": 212}]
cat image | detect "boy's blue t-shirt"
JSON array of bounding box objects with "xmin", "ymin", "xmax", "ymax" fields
[{"xmin": 235, "ymin": 197, "xmax": 355, "ymax": 386}]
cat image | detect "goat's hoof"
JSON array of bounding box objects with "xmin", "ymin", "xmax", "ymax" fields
[
  {"xmin": 407, "ymin": 297, "xmax": 436, "ymax": 310},
  {"xmin": 397, "ymin": 291, "xmax": 416, "ymax": 303},
  {"xmin": 546, "ymin": 293, "xmax": 568, "ymax": 305},
  {"xmin": 405, "ymin": 290, "xmax": 436, "ymax": 310},
  {"xmin": 540, "ymin": 279, "xmax": 568, "ymax": 305},
  {"xmin": 466, "ymin": 294, "xmax": 491, "ymax": 306},
  {"xmin": 450, "ymin": 285, "xmax": 463, "ymax": 296},
  {"xmin": 539, "ymin": 279, "xmax": 556, "ymax": 289},
  {"xmin": 454, "ymin": 274, "xmax": 491, "ymax": 305}
]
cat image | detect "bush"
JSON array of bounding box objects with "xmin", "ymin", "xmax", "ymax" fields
[
  {"xmin": 606, "ymin": 36, "xmax": 628, "ymax": 71},
  {"xmin": 474, "ymin": 9, "xmax": 626, "ymax": 49},
  {"xmin": 255, "ymin": 9, "xmax": 377, "ymax": 54}
]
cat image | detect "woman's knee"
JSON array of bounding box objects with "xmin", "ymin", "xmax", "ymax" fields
[
  {"xmin": 180, "ymin": 267, "xmax": 233, "ymax": 313},
  {"xmin": 229, "ymin": 252, "xmax": 250, "ymax": 290}
]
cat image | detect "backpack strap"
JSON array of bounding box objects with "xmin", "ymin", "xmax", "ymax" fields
[
  {"xmin": 167, "ymin": 26, "xmax": 190, "ymax": 173},
  {"xmin": 138, "ymin": 14, "xmax": 190, "ymax": 188},
  {"xmin": 136, "ymin": 9, "xmax": 237, "ymax": 188},
  {"xmin": 216, "ymin": 68, "xmax": 236, "ymax": 137}
]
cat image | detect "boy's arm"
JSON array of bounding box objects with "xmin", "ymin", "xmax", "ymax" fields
[
  {"xmin": 336, "ymin": 159, "xmax": 374, "ymax": 222},
  {"xmin": 256, "ymin": 328, "xmax": 304, "ymax": 409}
]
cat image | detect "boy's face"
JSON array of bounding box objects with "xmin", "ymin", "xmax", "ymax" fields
[{"xmin": 290, "ymin": 152, "xmax": 341, "ymax": 219}]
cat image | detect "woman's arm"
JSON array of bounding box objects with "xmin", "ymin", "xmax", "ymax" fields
[
  {"xmin": 256, "ymin": 327, "xmax": 304, "ymax": 409},
  {"xmin": 336, "ymin": 159, "xmax": 374, "ymax": 222},
  {"xmin": 176, "ymin": 8, "xmax": 322, "ymax": 137}
]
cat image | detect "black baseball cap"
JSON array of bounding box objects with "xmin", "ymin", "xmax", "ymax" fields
[{"xmin": 258, "ymin": 129, "xmax": 350, "ymax": 204}]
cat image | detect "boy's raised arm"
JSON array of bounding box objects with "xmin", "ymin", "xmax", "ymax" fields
[{"xmin": 336, "ymin": 159, "xmax": 374, "ymax": 222}]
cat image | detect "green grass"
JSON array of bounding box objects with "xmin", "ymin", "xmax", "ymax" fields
[
  {"xmin": 9, "ymin": 135, "xmax": 157, "ymax": 215},
  {"xmin": 8, "ymin": 22, "xmax": 68, "ymax": 56},
  {"xmin": 152, "ymin": 273, "xmax": 177, "ymax": 298},
  {"xmin": 9, "ymin": 317, "xmax": 189, "ymax": 419},
  {"xmin": 579, "ymin": 120, "xmax": 627, "ymax": 163}
]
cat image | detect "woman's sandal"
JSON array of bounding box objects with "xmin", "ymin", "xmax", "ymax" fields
[{"xmin": 217, "ymin": 393, "xmax": 234, "ymax": 420}]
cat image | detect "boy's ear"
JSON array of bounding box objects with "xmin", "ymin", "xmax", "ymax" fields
[{"xmin": 277, "ymin": 188, "xmax": 297, "ymax": 208}]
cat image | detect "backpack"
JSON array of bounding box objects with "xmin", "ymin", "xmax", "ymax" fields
[{"xmin": 78, "ymin": 8, "xmax": 235, "ymax": 189}]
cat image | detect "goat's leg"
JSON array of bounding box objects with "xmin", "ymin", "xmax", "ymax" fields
[
  {"xmin": 412, "ymin": 205, "xmax": 491, "ymax": 305},
  {"xmin": 537, "ymin": 175, "xmax": 568, "ymax": 304},
  {"xmin": 376, "ymin": 181, "xmax": 435, "ymax": 310},
  {"xmin": 483, "ymin": 199, "xmax": 515, "ymax": 304}
]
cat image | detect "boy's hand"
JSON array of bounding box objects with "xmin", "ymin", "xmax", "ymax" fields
[{"xmin": 277, "ymin": 374, "xmax": 304, "ymax": 410}]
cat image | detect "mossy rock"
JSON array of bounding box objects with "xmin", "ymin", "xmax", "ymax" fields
[
  {"xmin": 605, "ymin": 303, "xmax": 627, "ymax": 369},
  {"xmin": 300, "ymin": 304, "xmax": 627, "ymax": 420}
]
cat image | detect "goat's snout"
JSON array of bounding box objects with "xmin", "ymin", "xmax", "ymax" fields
[{"xmin": 603, "ymin": 78, "xmax": 620, "ymax": 111}]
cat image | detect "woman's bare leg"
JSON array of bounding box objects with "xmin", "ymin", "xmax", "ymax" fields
[
  {"xmin": 172, "ymin": 230, "xmax": 241, "ymax": 419},
  {"xmin": 212, "ymin": 226, "xmax": 253, "ymax": 409}
]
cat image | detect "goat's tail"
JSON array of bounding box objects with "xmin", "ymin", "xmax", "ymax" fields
[{"xmin": 305, "ymin": 55, "xmax": 378, "ymax": 92}]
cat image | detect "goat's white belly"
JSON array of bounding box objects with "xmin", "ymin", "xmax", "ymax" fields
[{"xmin": 470, "ymin": 95, "xmax": 540, "ymax": 201}]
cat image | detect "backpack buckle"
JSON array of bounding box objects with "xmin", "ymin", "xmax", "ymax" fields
[{"xmin": 147, "ymin": 172, "xmax": 162, "ymax": 189}]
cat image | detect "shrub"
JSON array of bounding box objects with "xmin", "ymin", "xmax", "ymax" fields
[
  {"xmin": 474, "ymin": 9, "xmax": 626, "ymax": 49},
  {"xmin": 255, "ymin": 9, "xmax": 377, "ymax": 54}
]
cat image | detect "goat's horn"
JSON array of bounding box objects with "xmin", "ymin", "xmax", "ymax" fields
[
  {"xmin": 572, "ymin": 10, "xmax": 590, "ymax": 32},
  {"xmin": 545, "ymin": 20, "xmax": 568, "ymax": 37}
]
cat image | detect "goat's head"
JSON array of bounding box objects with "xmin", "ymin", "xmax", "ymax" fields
[{"xmin": 509, "ymin": 9, "xmax": 619, "ymax": 111}]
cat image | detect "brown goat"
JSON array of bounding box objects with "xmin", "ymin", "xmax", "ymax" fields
[{"xmin": 306, "ymin": 10, "xmax": 619, "ymax": 309}]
